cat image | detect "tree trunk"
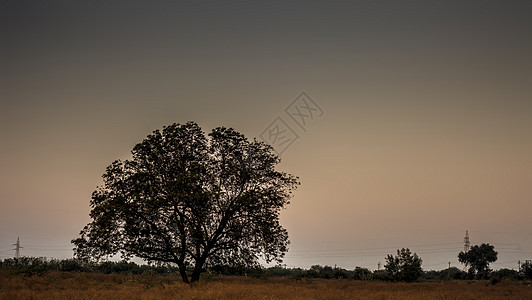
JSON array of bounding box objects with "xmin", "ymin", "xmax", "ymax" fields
[
  {"xmin": 177, "ymin": 262, "xmax": 189, "ymax": 283},
  {"xmin": 190, "ymin": 260, "xmax": 204, "ymax": 283}
]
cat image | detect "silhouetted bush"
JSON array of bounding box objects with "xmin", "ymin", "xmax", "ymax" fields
[
  {"xmin": 302, "ymin": 265, "xmax": 347, "ymax": 279},
  {"xmin": 372, "ymin": 270, "xmax": 391, "ymax": 281},
  {"xmin": 422, "ymin": 270, "xmax": 440, "ymax": 280},
  {"xmin": 56, "ymin": 258, "xmax": 90, "ymax": 272},
  {"xmin": 209, "ymin": 264, "xmax": 253, "ymax": 276},
  {"xmin": 304, "ymin": 265, "xmax": 320, "ymax": 278},
  {"xmin": 0, "ymin": 257, "xmax": 178, "ymax": 275},
  {"xmin": 0, "ymin": 257, "xmax": 49, "ymax": 275},
  {"xmin": 353, "ymin": 267, "xmax": 372, "ymax": 280},
  {"xmin": 263, "ymin": 266, "xmax": 305, "ymax": 277},
  {"xmin": 491, "ymin": 268, "xmax": 519, "ymax": 280},
  {"xmin": 332, "ymin": 267, "xmax": 349, "ymax": 279},
  {"xmin": 438, "ymin": 267, "xmax": 466, "ymax": 280}
]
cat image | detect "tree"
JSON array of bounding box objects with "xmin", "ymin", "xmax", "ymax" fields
[
  {"xmin": 458, "ymin": 243, "xmax": 498, "ymax": 279},
  {"xmin": 384, "ymin": 248, "xmax": 423, "ymax": 282},
  {"xmin": 521, "ymin": 261, "xmax": 532, "ymax": 279},
  {"xmin": 72, "ymin": 122, "xmax": 299, "ymax": 283}
]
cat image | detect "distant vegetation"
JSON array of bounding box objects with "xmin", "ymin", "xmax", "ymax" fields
[
  {"xmin": 0, "ymin": 257, "xmax": 178, "ymax": 276},
  {"xmin": 1, "ymin": 255, "xmax": 531, "ymax": 282}
]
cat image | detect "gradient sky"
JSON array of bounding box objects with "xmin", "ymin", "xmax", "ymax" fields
[{"xmin": 1, "ymin": 1, "xmax": 531, "ymax": 270}]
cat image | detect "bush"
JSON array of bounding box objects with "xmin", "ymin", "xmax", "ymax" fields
[
  {"xmin": 58, "ymin": 258, "xmax": 90, "ymax": 272},
  {"xmin": 0, "ymin": 257, "xmax": 50, "ymax": 276},
  {"xmin": 264, "ymin": 266, "xmax": 293, "ymax": 277},
  {"xmin": 332, "ymin": 267, "xmax": 349, "ymax": 279},
  {"xmin": 0, "ymin": 257, "xmax": 180, "ymax": 275},
  {"xmin": 372, "ymin": 270, "xmax": 390, "ymax": 281},
  {"xmin": 422, "ymin": 270, "xmax": 440, "ymax": 280},
  {"xmin": 353, "ymin": 267, "xmax": 372, "ymax": 281},
  {"xmin": 209, "ymin": 264, "xmax": 254, "ymax": 276},
  {"xmin": 305, "ymin": 265, "xmax": 322, "ymax": 278},
  {"xmin": 384, "ymin": 248, "xmax": 423, "ymax": 282},
  {"xmin": 439, "ymin": 267, "xmax": 466, "ymax": 280},
  {"xmin": 491, "ymin": 268, "xmax": 519, "ymax": 280}
]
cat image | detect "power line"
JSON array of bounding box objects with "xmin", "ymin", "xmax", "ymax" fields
[
  {"xmin": 23, "ymin": 244, "xmax": 72, "ymax": 248},
  {"xmin": 288, "ymin": 242, "xmax": 463, "ymax": 253}
]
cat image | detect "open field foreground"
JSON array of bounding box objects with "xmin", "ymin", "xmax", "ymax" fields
[{"xmin": 1, "ymin": 272, "xmax": 531, "ymax": 300}]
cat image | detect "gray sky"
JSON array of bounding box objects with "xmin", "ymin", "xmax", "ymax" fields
[{"xmin": 1, "ymin": 1, "xmax": 531, "ymax": 270}]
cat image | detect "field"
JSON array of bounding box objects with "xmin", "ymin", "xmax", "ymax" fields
[{"xmin": 1, "ymin": 271, "xmax": 531, "ymax": 299}]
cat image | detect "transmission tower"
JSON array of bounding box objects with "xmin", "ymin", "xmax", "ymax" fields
[
  {"xmin": 13, "ymin": 237, "xmax": 23, "ymax": 259},
  {"xmin": 463, "ymin": 230, "xmax": 470, "ymax": 252},
  {"xmin": 462, "ymin": 231, "xmax": 470, "ymax": 271}
]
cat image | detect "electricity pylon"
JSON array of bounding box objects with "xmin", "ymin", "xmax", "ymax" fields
[
  {"xmin": 13, "ymin": 237, "xmax": 23, "ymax": 259},
  {"xmin": 462, "ymin": 230, "xmax": 470, "ymax": 271},
  {"xmin": 464, "ymin": 230, "xmax": 470, "ymax": 252}
]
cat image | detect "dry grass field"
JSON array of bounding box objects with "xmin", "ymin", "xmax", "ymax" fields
[{"xmin": 1, "ymin": 271, "xmax": 531, "ymax": 300}]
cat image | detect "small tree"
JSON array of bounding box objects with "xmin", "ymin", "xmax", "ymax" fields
[
  {"xmin": 458, "ymin": 243, "xmax": 498, "ymax": 279},
  {"xmin": 520, "ymin": 261, "xmax": 532, "ymax": 279},
  {"xmin": 384, "ymin": 248, "xmax": 423, "ymax": 282}
]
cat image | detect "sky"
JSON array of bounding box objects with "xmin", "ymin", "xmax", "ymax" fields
[{"xmin": 1, "ymin": 1, "xmax": 531, "ymax": 271}]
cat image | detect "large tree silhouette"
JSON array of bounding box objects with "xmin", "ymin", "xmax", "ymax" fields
[{"xmin": 72, "ymin": 122, "xmax": 299, "ymax": 283}]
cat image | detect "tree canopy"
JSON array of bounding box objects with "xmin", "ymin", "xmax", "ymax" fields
[
  {"xmin": 521, "ymin": 261, "xmax": 532, "ymax": 279},
  {"xmin": 72, "ymin": 122, "xmax": 299, "ymax": 283},
  {"xmin": 458, "ymin": 243, "xmax": 498, "ymax": 279},
  {"xmin": 384, "ymin": 248, "xmax": 423, "ymax": 282}
]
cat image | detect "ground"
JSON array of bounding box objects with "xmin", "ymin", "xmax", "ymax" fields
[{"xmin": 1, "ymin": 271, "xmax": 531, "ymax": 299}]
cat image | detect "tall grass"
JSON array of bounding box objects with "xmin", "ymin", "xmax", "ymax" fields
[{"xmin": 1, "ymin": 271, "xmax": 531, "ymax": 299}]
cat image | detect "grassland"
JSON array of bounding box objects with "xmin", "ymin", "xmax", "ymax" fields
[{"xmin": 1, "ymin": 271, "xmax": 531, "ymax": 299}]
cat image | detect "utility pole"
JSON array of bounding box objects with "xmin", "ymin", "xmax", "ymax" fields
[
  {"xmin": 448, "ymin": 262, "xmax": 451, "ymax": 269},
  {"xmin": 377, "ymin": 261, "xmax": 382, "ymax": 271},
  {"xmin": 13, "ymin": 237, "xmax": 23, "ymax": 259}
]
